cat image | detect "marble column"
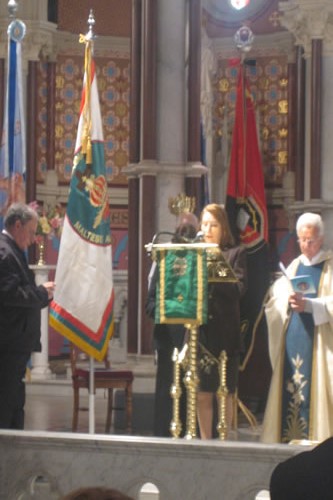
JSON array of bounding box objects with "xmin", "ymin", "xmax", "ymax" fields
[
  {"xmin": 126, "ymin": 176, "xmax": 139, "ymax": 354},
  {"xmin": 26, "ymin": 61, "xmax": 38, "ymax": 203},
  {"xmin": 279, "ymin": 0, "xmax": 333, "ymax": 241},
  {"xmin": 0, "ymin": 58, "xmax": 4, "ymax": 136},
  {"xmin": 187, "ymin": 0, "xmax": 201, "ymax": 164},
  {"xmin": 127, "ymin": 0, "xmax": 142, "ymax": 354},
  {"xmin": 310, "ymin": 38, "xmax": 322, "ymax": 200},
  {"xmin": 320, "ymin": 48, "xmax": 333, "ymax": 247},
  {"xmin": 127, "ymin": 0, "xmax": 158, "ymax": 355},
  {"xmin": 142, "ymin": 0, "xmax": 157, "ymax": 161},
  {"xmin": 30, "ymin": 265, "xmax": 56, "ymax": 380},
  {"xmin": 126, "ymin": 0, "xmax": 206, "ymax": 354},
  {"xmin": 186, "ymin": 0, "xmax": 206, "ymax": 213},
  {"xmin": 294, "ymin": 45, "xmax": 306, "ymax": 201},
  {"xmin": 46, "ymin": 61, "xmax": 56, "ymax": 171}
]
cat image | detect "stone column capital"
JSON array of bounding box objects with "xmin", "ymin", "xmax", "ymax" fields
[{"xmin": 279, "ymin": 1, "xmax": 333, "ymax": 55}]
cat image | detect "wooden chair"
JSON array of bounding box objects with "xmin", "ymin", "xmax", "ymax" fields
[{"xmin": 69, "ymin": 344, "xmax": 134, "ymax": 433}]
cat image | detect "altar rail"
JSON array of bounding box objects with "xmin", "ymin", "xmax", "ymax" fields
[{"xmin": 0, "ymin": 431, "xmax": 307, "ymax": 500}]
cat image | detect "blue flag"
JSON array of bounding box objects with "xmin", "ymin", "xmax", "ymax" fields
[{"xmin": 0, "ymin": 19, "xmax": 26, "ymax": 228}]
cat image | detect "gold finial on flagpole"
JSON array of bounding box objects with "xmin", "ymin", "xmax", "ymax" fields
[
  {"xmin": 86, "ymin": 9, "xmax": 96, "ymax": 41},
  {"xmin": 79, "ymin": 9, "xmax": 97, "ymax": 166},
  {"xmin": 7, "ymin": 0, "xmax": 26, "ymax": 42},
  {"xmin": 8, "ymin": 0, "xmax": 18, "ymax": 19},
  {"xmin": 234, "ymin": 25, "xmax": 254, "ymax": 62}
]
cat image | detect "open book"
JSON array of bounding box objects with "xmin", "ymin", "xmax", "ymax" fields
[{"xmin": 279, "ymin": 262, "xmax": 316, "ymax": 295}]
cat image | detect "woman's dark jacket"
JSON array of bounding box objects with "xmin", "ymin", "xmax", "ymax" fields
[{"xmin": 199, "ymin": 245, "xmax": 247, "ymax": 357}]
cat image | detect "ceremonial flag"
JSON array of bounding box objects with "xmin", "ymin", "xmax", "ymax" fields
[
  {"xmin": 0, "ymin": 19, "xmax": 26, "ymax": 228},
  {"xmin": 226, "ymin": 63, "xmax": 270, "ymax": 371},
  {"xmin": 49, "ymin": 35, "xmax": 114, "ymax": 361}
]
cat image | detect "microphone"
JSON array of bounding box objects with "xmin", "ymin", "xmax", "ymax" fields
[
  {"xmin": 152, "ymin": 231, "xmax": 176, "ymax": 245},
  {"xmin": 175, "ymin": 230, "xmax": 204, "ymax": 244},
  {"xmin": 146, "ymin": 229, "xmax": 203, "ymax": 256},
  {"xmin": 193, "ymin": 230, "xmax": 204, "ymax": 242},
  {"xmin": 145, "ymin": 231, "xmax": 177, "ymax": 256}
]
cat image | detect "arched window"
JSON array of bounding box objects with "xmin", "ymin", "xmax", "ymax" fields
[
  {"xmin": 229, "ymin": 0, "xmax": 251, "ymax": 10},
  {"xmin": 48, "ymin": 0, "xmax": 58, "ymax": 23}
]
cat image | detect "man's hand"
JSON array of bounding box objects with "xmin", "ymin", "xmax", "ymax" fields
[
  {"xmin": 43, "ymin": 281, "xmax": 55, "ymax": 300},
  {"xmin": 289, "ymin": 292, "xmax": 305, "ymax": 312}
]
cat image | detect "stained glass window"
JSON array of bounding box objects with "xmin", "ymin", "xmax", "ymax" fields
[{"xmin": 229, "ymin": 0, "xmax": 250, "ymax": 10}]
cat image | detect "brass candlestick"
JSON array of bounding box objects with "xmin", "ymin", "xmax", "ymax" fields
[
  {"xmin": 184, "ymin": 323, "xmax": 199, "ymax": 439},
  {"xmin": 37, "ymin": 237, "xmax": 46, "ymax": 266},
  {"xmin": 217, "ymin": 350, "xmax": 228, "ymax": 440},
  {"xmin": 170, "ymin": 348, "xmax": 182, "ymax": 438}
]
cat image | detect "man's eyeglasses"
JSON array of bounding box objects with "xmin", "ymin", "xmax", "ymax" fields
[{"xmin": 297, "ymin": 238, "xmax": 318, "ymax": 245}]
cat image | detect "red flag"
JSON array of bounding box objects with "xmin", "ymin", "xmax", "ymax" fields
[
  {"xmin": 226, "ymin": 64, "xmax": 271, "ymax": 405},
  {"xmin": 226, "ymin": 65, "xmax": 268, "ymax": 252}
]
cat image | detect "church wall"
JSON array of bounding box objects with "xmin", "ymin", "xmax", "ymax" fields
[
  {"xmin": 3, "ymin": 0, "xmax": 331, "ymax": 364},
  {"xmin": 208, "ymin": 41, "xmax": 296, "ymax": 279},
  {"xmin": 320, "ymin": 55, "xmax": 333, "ymax": 249},
  {"xmin": 0, "ymin": 1, "xmax": 132, "ymax": 357},
  {"xmin": 201, "ymin": 0, "xmax": 308, "ymax": 276},
  {"xmin": 57, "ymin": 0, "xmax": 131, "ymax": 38}
]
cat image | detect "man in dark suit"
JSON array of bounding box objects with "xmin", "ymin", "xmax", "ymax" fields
[
  {"xmin": 0, "ymin": 203, "xmax": 55, "ymax": 429},
  {"xmin": 270, "ymin": 438, "xmax": 333, "ymax": 500}
]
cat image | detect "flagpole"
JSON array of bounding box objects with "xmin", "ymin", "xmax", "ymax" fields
[
  {"xmin": 49, "ymin": 8, "xmax": 114, "ymax": 433},
  {"xmin": 0, "ymin": 0, "xmax": 26, "ymax": 229},
  {"xmin": 241, "ymin": 59, "xmax": 246, "ymax": 189},
  {"xmin": 89, "ymin": 356, "xmax": 95, "ymax": 434},
  {"xmin": 85, "ymin": 10, "xmax": 97, "ymax": 435}
]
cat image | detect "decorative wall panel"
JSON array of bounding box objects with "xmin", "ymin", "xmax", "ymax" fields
[
  {"xmin": 53, "ymin": 54, "xmax": 129, "ymax": 186},
  {"xmin": 110, "ymin": 206, "xmax": 128, "ymax": 271},
  {"xmin": 214, "ymin": 55, "xmax": 289, "ymax": 187},
  {"xmin": 36, "ymin": 62, "xmax": 48, "ymax": 183}
]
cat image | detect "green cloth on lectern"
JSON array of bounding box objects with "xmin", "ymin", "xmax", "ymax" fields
[{"xmin": 155, "ymin": 247, "xmax": 208, "ymax": 325}]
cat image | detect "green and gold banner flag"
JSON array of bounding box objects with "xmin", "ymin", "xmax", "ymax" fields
[{"xmin": 155, "ymin": 246, "xmax": 208, "ymax": 325}]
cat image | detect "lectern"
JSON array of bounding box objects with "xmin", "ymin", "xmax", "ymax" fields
[{"xmin": 147, "ymin": 241, "xmax": 220, "ymax": 439}]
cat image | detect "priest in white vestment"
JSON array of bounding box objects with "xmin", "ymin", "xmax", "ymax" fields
[{"xmin": 261, "ymin": 213, "xmax": 333, "ymax": 443}]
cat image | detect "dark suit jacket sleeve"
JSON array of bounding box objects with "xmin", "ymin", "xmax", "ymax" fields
[{"xmin": 0, "ymin": 249, "xmax": 49, "ymax": 309}]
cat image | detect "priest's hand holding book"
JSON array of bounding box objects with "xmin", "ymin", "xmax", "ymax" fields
[
  {"xmin": 289, "ymin": 292, "xmax": 306, "ymax": 313},
  {"xmin": 279, "ymin": 261, "xmax": 316, "ymax": 313}
]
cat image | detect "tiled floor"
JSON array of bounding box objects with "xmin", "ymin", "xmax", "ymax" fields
[
  {"xmin": 24, "ymin": 377, "xmax": 263, "ymax": 441},
  {"xmin": 25, "ymin": 384, "xmax": 129, "ymax": 434}
]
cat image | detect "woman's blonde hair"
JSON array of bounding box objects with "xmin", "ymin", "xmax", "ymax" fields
[{"xmin": 200, "ymin": 203, "xmax": 235, "ymax": 248}]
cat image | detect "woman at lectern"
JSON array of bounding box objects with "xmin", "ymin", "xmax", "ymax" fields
[{"xmin": 197, "ymin": 203, "xmax": 247, "ymax": 439}]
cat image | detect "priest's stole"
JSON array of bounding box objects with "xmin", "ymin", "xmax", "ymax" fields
[{"xmin": 155, "ymin": 246, "xmax": 208, "ymax": 325}]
